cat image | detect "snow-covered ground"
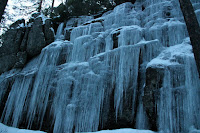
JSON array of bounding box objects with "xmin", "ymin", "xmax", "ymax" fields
[
  {"xmin": 0, "ymin": 123, "xmax": 156, "ymax": 133},
  {"xmin": 0, "ymin": 123, "xmax": 46, "ymax": 133},
  {"xmin": 0, "ymin": 123, "xmax": 157, "ymax": 133},
  {"xmin": 84, "ymin": 129, "xmax": 155, "ymax": 133}
]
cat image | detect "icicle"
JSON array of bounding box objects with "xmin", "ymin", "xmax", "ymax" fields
[
  {"xmin": 135, "ymin": 102, "xmax": 149, "ymax": 130},
  {"xmin": 1, "ymin": 74, "xmax": 34, "ymax": 127},
  {"xmin": 157, "ymin": 55, "xmax": 200, "ymax": 133},
  {"xmin": 55, "ymin": 23, "xmax": 65, "ymax": 40},
  {"xmin": 26, "ymin": 41, "xmax": 71, "ymax": 128},
  {"xmin": 52, "ymin": 61, "xmax": 108, "ymax": 132}
]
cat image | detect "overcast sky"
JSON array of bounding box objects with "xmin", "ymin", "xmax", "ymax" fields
[
  {"xmin": 5, "ymin": 0, "xmax": 63, "ymax": 24},
  {"xmin": 0, "ymin": 0, "xmax": 63, "ymax": 35}
]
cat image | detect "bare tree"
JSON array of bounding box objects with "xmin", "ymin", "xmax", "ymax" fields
[
  {"xmin": 52, "ymin": 0, "xmax": 55, "ymax": 8},
  {"xmin": 179, "ymin": 0, "xmax": 200, "ymax": 77},
  {"xmin": 37, "ymin": 0, "xmax": 43, "ymax": 12},
  {"xmin": 0, "ymin": 0, "xmax": 8, "ymax": 23},
  {"xmin": 51, "ymin": 0, "xmax": 55, "ymax": 12}
]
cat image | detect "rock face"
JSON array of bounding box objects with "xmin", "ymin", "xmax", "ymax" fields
[
  {"xmin": 26, "ymin": 17, "xmax": 46, "ymax": 57},
  {"xmin": 0, "ymin": 22, "xmax": 26, "ymax": 74},
  {"xmin": 0, "ymin": 1, "xmax": 200, "ymax": 133},
  {"xmin": 44, "ymin": 19, "xmax": 55, "ymax": 45},
  {"xmin": 143, "ymin": 67, "xmax": 164, "ymax": 131},
  {"xmin": 0, "ymin": 14, "xmax": 55, "ymax": 74}
]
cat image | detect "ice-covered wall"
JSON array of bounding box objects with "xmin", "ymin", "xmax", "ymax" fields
[{"xmin": 0, "ymin": 0, "xmax": 200, "ymax": 133}]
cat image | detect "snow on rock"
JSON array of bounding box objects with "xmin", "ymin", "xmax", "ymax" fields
[
  {"xmin": 37, "ymin": 14, "xmax": 50, "ymax": 25},
  {"xmin": 83, "ymin": 129, "xmax": 155, "ymax": 133},
  {"xmin": 0, "ymin": 123, "xmax": 46, "ymax": 133},
  {"xmin": 147, "ymin": 38, "xmax": 193, "ymax": 68}
]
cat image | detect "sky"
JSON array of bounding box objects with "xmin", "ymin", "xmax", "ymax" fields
[
  {"xmin": 0, "ymin": 0, "xmax": 63, "ymax": 35},
  {"xmin": 54, "ymin": 1, "xmax": 62, "ymax": 7}
]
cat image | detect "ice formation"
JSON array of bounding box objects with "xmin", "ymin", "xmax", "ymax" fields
[{"xmin": 0, "ymin": 0, "xmax": 200, "ymax": 133}]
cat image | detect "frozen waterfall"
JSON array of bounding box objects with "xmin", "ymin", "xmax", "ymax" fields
[
  {"xmin": 55, "ymin": 23, "xmax": 65, "ymax": 40},
  {"xmin": 0, "ymin": 0, "xmax": 200, "ymax": 133}
]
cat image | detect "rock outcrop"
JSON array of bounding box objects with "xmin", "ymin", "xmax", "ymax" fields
[
  {"xmin": 26, "ymin": 17, "xmax": 46, "ymax": 57},
  {"xmin": 0, "ymin": 22, "xmax": 26, "ymax": 74},
  {"xmin": 0, "ymin": 14, "xmax": 55, "ymax": 74}
]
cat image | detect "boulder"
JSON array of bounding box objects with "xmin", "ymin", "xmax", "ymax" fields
[{"xmin": 26, "ymin": 17, "xmax": 46, "ymax": 57}]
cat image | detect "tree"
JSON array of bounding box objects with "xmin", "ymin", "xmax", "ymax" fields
[
  {"xmin": 66, "ymin": 0, "xmax": 114, "ymax": 16},
  {"xmin": 114, "ymin": 0, "xmax": 136, "ymax": 5},
  {"xmin": 179, "ymin": 0, "xmax": 200, "ymax": 77},
  {"xmin": 37, "ymin": 0, "xmax": 43, "ymax": 12},
  {"xmin": 51, "ymin": 0, "xmax": 57, "ymax": 11},
  {"xmin": 0, "ymin": 0, "xmax": 8, "ymax": 23}
]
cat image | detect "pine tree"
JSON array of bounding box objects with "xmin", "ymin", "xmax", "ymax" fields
[
  {"xmin": 66, "ymin": 0, "xmax": 114, "ymax": 16},
  {"xmin": 0, "ymin": 0, "xmax": 8, "ymax": 23}
]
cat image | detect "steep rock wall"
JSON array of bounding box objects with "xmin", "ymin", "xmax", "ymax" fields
[
  {"xmin": 0, "ymin": 0, "xmax": 200, "ymax": 133},
  {"xmin": 0, "ymin": 13, "xmax": 54, "ymax": 74}
]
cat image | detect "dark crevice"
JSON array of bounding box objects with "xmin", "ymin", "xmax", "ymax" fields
[
  {"xmin": 142, "ymin": 5, "xmax": 145, "ymax": 11},
  {"xmin": 112, "ymin": 32, "xmax": 120, "ymax": 49},
  {"xmin": 42, "ymin": 24, "xmax": 48, "ymax": 46},
  {"xmin": 52, "ymin": 22, "xmax": 59, "ymax": 35},
  {"xmin": 133, "ymin": 48, "xmax": 143, "ymax": 127}
]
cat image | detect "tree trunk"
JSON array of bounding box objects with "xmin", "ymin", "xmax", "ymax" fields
[
  {"xmin": 179, "ymin": 0, "xmax": 200, "ymax": 77},
  {"xmin": 51, "ymin": 0, "xmax": 55, "ymax": 12},
  {"xmin": 0, "ymin": 0, "xmax": 8, "ymax": 23},
  {"xmin": 38, "ymin": 0, "xmax": 43, "ymax": 12}
]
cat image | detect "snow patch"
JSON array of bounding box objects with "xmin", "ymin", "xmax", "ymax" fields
[
  {"xmin": 0, "ymin": 123, "xmax": 46, "ymax": 133},
  {"xmin": 189, "ymin": 126, "xmax": 200, "ymax": 133},
  {"xmin": 83, "ymin": 128, "xmax": 155, "ymax": 133},
  {"xmin": 147, "ymin": 38, "xmax": 193, "ymax": 68},
  {"xmin": 37, "ymin": 14, "xmax": 50, "ymax": 25}
]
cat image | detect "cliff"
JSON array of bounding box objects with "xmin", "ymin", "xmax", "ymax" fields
[{"xmin": 0, "ymin": 0, "xmax": 200, "ymax": 133}]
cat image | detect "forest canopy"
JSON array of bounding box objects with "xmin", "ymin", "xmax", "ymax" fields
[{"xmin": 49, "ymin": 0, "xmax": 135, "ymax": 21}]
